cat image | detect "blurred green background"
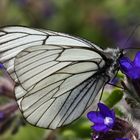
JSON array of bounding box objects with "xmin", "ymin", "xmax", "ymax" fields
[
  {"xmin": 1, "ymin": 0, "xmax": 140, "ymax": 49},
  {"xmin": 0, "ymin": 0, "xmax": 140, "ymax": 140}
]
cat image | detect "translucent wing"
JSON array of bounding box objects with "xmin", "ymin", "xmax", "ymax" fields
[
  {"xmin": 14, "ymin": 44, "xmax": 108, "ymax": 129},
  {"xmin": 0, "ymin": 26, "xmax": 102, "ymax": 81}
]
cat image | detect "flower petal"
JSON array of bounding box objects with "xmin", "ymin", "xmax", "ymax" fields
[
  {"xmin": 98, "ymin": 103, "xmax": 114, "ymax": 119},
  {"xmin": 119, "ymin": 57, "xmax": 133, "ymax": 73},
  {"xmin": 119, "ymin": 52, "xmax": 140, "ymax": 79},
  {"xmin": 87, "ymin": 111, "xmax": 104, "ymax": 123},
  {"xmin": 92, "ymin": 124, "xmax": 109, "ymax": 132},
  {"xmin": 127, "ymin": 67, "xmax": 140, "ymax": 79},
  {"xmin": 134, "ymin": 51, "xmax": 140, "ymax": 67},
  {"xmin": 0, "ymin": 64, "xmax": 4, "ymax": 69}
]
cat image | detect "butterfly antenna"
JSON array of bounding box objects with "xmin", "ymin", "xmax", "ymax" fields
[{"xmin": 123, "ymin": 24, "xmax": 140, "ymax": 50}]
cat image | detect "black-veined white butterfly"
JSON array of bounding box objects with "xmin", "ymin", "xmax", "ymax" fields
[{"xmin": 0, "ymin": 26, "xmax": 123, "ymax": 129}]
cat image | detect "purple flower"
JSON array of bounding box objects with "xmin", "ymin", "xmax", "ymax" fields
[
  {"xmin": 87, "ymin": 103, "xmax": 115, "ymax": 132},
  {"xmin": 119, "ymin": 51, "xmax": 140, "ymax": 79},
  {"xmin": 91, "ymin": 117, "xmax": 138, "ymax": 140},
  {"xmin": 115, "ymin": 138, "xmax": 129, "ymax": 140},
  {"xmin": 0, "ymin": 64, "xmax": 4, "ymax": 69}
]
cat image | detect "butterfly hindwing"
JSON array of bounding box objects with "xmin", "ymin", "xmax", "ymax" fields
[{"xmin": 14, "ymin": 44, "xmax": 107, "ymax": 129}]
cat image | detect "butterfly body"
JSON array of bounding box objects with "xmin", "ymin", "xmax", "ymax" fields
[{"xmin": 0, "ymin": 26, "xmax": 122, "ymax": 129}]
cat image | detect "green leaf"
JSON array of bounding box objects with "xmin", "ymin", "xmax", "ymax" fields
[
  {"xmin": 8, "ymin": 125, "xmax": 45, "ymax": 140},
  {"xmin": 104, "ymin": 89, "xmax": 124, "ymax": 108},
  {"xmin": 61, "ymin": 117, "xmax": 91, "ymax": 139}
]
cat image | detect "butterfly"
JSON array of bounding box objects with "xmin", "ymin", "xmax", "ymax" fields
[{"xmin": 0, "ymin": 26, "xmax": 123, "ymax": 129}]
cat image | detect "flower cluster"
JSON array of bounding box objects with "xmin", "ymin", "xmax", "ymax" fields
[
  {"xmin": 87, "ymin": 103, "xmax": 115, "ymax": 133},
  {"xmin": 119, "ymin": 51, "xmax": 140, "ymax": 119},
  {"xmin": 87, "ymin": 103, "xmax": 138, "ymax": 140}
]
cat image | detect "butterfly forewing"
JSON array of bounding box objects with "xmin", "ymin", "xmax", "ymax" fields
[{"xmin": 0, "ymin": 26, "xmax": 102, "ymax": 82}]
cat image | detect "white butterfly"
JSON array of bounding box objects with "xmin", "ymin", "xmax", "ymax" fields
[{"xmin": 0, "ymin": 26, "xmax": 122, "ymax": 129}]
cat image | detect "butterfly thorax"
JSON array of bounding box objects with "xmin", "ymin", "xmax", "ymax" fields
[{"xmin": 103, "ymin": 48, "xmax": 122, "ymax": 79}]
